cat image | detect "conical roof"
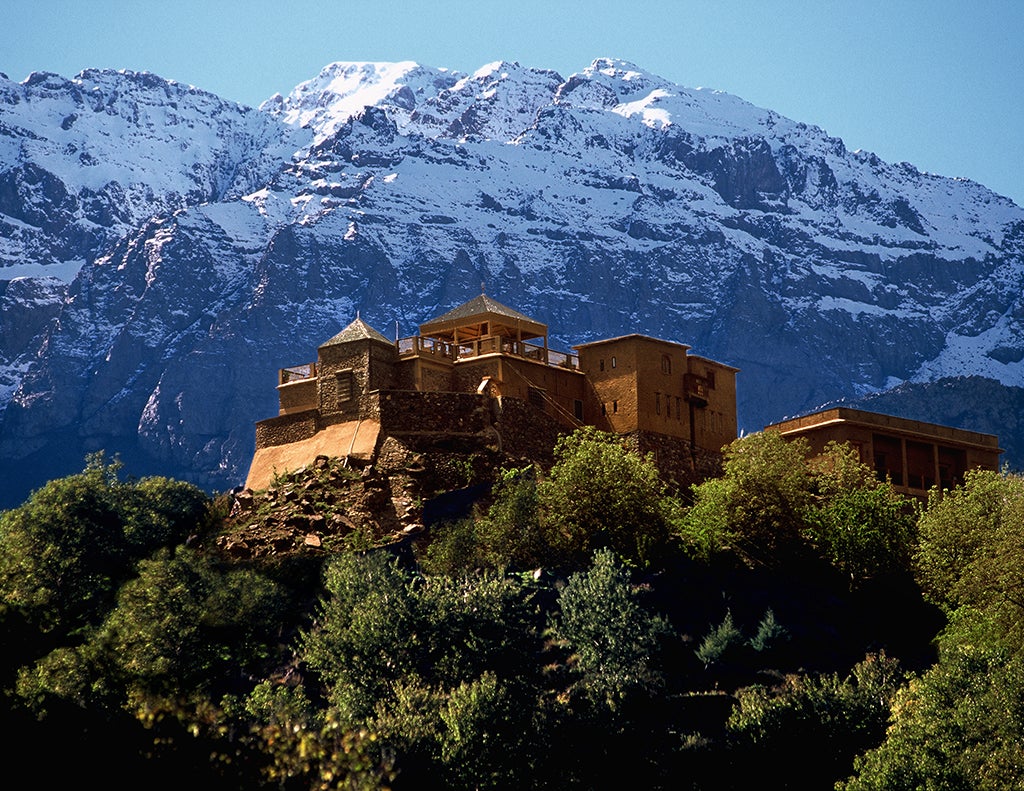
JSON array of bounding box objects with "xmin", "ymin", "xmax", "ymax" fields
[{"xmin": 320, "ymin": 315, "xmax": 393, "ymax": 348}]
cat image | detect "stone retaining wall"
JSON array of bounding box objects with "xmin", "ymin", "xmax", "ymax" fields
[
  {"xmin": 378, "ymin": 390, "xmax": 491, "ymax": 435},
  {"xmin": 255, "ymin": 410, "xmax": 319, "ymax": 449},
  {"xmin": 493, "ymin": 395, "xmax": 568, "ymax": 467},
  {"xmin": 623, "ymin": 429, "xmax": 725, "ymax": 494}
]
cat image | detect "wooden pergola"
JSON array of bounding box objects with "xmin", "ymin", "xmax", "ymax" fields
[{"xmin": 418, "ymin": 293, "xmax": 548, "ymax": 351}]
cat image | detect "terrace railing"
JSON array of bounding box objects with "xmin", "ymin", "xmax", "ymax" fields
[
  {"xmin": 397, "ymin": 335, "xmax": 578, "ymax": 370},
  {"xmin": 280, "ymin": 363, "xmax": 317, "ymax": 385}
]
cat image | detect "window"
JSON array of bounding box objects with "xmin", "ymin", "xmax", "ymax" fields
[
  {"xmin": 611, "ymin": 356, "xmax": 617, "ymax": 368},
  {"xmin": 528, "ymin": 387, "xmax": 546, "ymax": 412},
  {"xmin": 705, "ymin": 369, "xmax": 716, "ymax": 389},
  {"xmin": 601, "ymin": 403, "xmax": 607, "ymax": 416},
  {"xmin": 574, "ymin": 399, "xmax": 584, "ymax": 421},
  {"xmin": 612, "ymin": 400, "xmax": 618, "ymax": 413},
  {"xmin": 336, "ymin": 370, "xmax": 354, "ymax": 404},
  {"xmin": 675, "ymin": 396, "xmax": 681, "ymax": 419},
  {"xmin": 599, "ymin": 359, "xmax": 605, "ymax": 371},
  {"xmin": 661, "ymin": 355, "xmax": 671, "ymax": 375},
  {"xmin": 655, "ymin": 393, "xmax": 661, "ymax": 415}
]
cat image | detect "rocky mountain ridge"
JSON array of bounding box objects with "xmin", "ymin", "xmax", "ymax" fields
[{"xmin": 0, "ymin": 58, "xmax": 1021, "ymax": 507}]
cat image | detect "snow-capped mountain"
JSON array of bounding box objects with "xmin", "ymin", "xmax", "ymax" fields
[{"xmin": 1, "ymin": 59, "xmax": 1021, "ymax": 506}]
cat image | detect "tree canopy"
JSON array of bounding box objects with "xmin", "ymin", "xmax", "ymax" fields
[{"xmin": 3, "ymin": 439, "xmax": 1022, "ymax": 789}]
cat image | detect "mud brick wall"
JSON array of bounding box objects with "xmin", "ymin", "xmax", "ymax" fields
[{"xmin": 277, "ymin": 378, "xmax": 318, "ymax": 415}]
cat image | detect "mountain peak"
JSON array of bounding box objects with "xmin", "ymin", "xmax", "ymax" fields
[
  {"xmin": 261, "ymin": 60, "xmax": 463, "ymax": 141},
  {"xmin": 2, "ymin": 54, "xmax": 1023, "ymax": 509}
]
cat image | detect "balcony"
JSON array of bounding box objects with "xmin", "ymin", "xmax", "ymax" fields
[
  {"xmin": 279, "ymin": 363, "xmax": 317, "ymax": 385},
  {"xmin": 398, "ymin": 335, "xmax": 579, "ymax": 370},
  {"xmin": 684, "ymin": 373, "xmax": 709, "ymax": 406}
]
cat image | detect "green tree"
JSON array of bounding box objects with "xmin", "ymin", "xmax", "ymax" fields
[
  {"xmin": 301, "ymin": 551, "xmax": 421, "ymax": 721},
  {"xmin": 425, "ymin": 428, "xmax": 682, "ymax": 574},
  {"xmin": 242, "ymin": 684, "xmax": 397, "ymax": 791},
  {"xmin": 694, "ymin": 610, "xmax": 745, "ymax": 669},
  {"xmin": 0, "ymin": 453, "xmax": 212, "ymax": 690},
  {"xmin": 841, "ymin": 645, "xmax": 1024, "ymax": 791},
  {"xmin": 0, "ymin": 453, "xmax": 133, "ymax": 638},
  {"xmin": 914, "ymin": 469, "xmax": 1024, "ymax": 637},
  {"xmin": 841, "ymin": 471, "xmax": 1024, "ymax": 790},
  {"xmin": 16, "ymin": 546, "xmax": 288, "ymax": 718},
  {"xmin": 537, "ymin": 427, "xmax": 679, "ymax": 569},
  {"xmin": 729, "ymin": 653, "xmax": 906, "ymax": 789},
  {"xmin": 552, "ymin": 548, "xmax": 672, "ymax": 709},
  {"xmin": 422, "ymin": 466, "xmax": 545, "ymax": 575},
  {"xmin": 300, "ymin": 552, "xmax": 547, "ymax": 786},
  {"xmin": 679, "ymin": 431, "xmax": 813, "ymax": 566},
  {"xmin": 807, "ymin": 441, "xmax": 918, "ymax": 587}
]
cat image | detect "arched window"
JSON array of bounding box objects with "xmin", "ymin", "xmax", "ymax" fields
[{"xmin": 661, "ymin": 355, "xmax": 671, "ymax": 375}]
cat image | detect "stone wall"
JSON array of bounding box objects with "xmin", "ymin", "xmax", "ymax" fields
[
  {"xmin": 256, "ymin": 383, "xmax": 724, "ymax": 494},
  {"xmin": 623, "ymin": 429, "xmax": 725, "ymax": 495},
  {"xmin": 255, "ymin": 410, "xmax": 319, "ymax": 449},
  {"xmin": 452, "ymin": 357, "xmax": 503, "ymax": 394},
  {"xmin": 393, "ymin": 356, "xmax": 454, "ymax": 392},
  {"xmin": 317, "ymin": 339, "xmax": 399, "ymax": 421},
  {"xmin": 378, "ymin": 390, "xmax": 491, "ymax": 435},
  {"xmin": 493, "ymin": 395, "xmax": 568, "ymax": 467}
]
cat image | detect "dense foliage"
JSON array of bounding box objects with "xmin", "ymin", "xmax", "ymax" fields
[{"xmin": 1, "ymin": 433, "xmax": 1021, "ymax": 789}]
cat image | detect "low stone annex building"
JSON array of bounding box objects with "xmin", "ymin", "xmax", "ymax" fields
[
  {"xmin": 766, "ymin": 407, "xmax": 1003, "ymax": 498},
  {"xmin": 245, "ymin": 293, "xmax": 739, "ymax": 492}
]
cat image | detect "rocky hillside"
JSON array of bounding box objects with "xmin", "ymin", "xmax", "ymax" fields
[{"xmin": 1, "ymin": 59, "xmax": 1022, "ymax": 507}]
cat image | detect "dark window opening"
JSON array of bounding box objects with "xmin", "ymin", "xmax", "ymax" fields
[
  {"xmin": 574, "ymin": 399, "xmax": 584, "ymax": 421},
  {"xmin": 599, "ymin": 359, "xmax": 605, "ymax": 371},
  {"xmin": 661, "ymin": 355, "xmax": 671, "ymax": 375},
  {"xmin": 612, "ymin": 400, "xmax": 618, "ymax": 413},
  {"xmin": 336, "ymin": 370, "xmax": 355, "ymax": 404},
  {"xmin": 705, "ymin": 369, "xmax": 716, "ymax": 389},
  {"xmin": 528, "ymin": 387, "xmax": 546, "ymax": 412},
  {"xmin": 873, "ymin": 433, "xmax": 903, "ymax": 486}
]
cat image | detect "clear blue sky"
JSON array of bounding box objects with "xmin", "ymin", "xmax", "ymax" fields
[{"xmin": 3, "ymin": 0, "xmax": 1022, "ymax": 206}]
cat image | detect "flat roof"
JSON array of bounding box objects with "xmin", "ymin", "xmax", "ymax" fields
[
  {"xmin": 767, "ymin": 406, "xmax": 1002, "ymax": 452},
  {"xmin": 573, "ymin": 334, "xmax": 740, "ymax": 371},
  {"xmin": 573, "ymin": 333, "xmax": 691, "ymax": 351}
]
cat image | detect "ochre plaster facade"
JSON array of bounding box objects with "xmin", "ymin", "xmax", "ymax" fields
[
  {"xmin": 245, "ymin": 295, "xmax": 740, "ymax": 491},
  {"xmin": 766, "ymin": 407, "xmax": 1003, "ymax": 498},
  {"xmin": 245, "ymin": 295, "xmax": 1004, "ymax": 502}
]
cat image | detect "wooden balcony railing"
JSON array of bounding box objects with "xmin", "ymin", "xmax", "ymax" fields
[
  {"xmin": 397, "ymin": 335, "xmax": 579, "ymax": 370},
  {"xmin": 280, "ymin": 363, "xmax": 317, "ymax": 385}
]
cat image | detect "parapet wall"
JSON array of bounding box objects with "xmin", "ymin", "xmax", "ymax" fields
[
  {"xmin": 253, "ymin": 388, "xmax": 725, "ymax": 493},
  {"xmin": 255, "ymin": 410, "xmax": 319, "ymax": 449}
]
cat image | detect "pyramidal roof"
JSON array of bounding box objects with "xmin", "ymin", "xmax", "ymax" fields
[
  {"xmin": 425, "ymin": 293, "xmax": 539, "ymax": 326},
  {"xmin": 320, "ymin": 315, "xmax": 393, "ymax": 347}
]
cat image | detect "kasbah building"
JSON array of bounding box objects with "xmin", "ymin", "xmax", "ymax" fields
[{"xmin": 244, "ymin": 293, "xmax": 1002, "ymax": 502}]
